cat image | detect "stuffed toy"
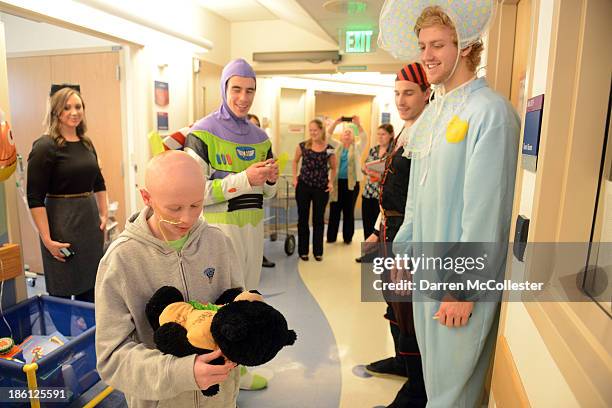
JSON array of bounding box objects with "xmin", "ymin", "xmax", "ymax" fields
[{"xmin": 145, "ymin": 286, "xmax": 297, "ymax": 396}]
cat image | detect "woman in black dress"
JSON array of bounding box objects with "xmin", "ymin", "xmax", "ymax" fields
[
  {"xmin": 27, "ymin": 86, "xmax": 108, "ymax": 302},
  {"xmin": 292, "ymin": 119, "xmax": 337, "ymax": 261}
]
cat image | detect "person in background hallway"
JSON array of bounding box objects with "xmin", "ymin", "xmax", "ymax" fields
[
  {"xmin": 184, "ymin": 58, "xmax": 277, "ymax": 391},
  {"xmin": 359, "ymin": 63, "xmax": 431, "ymax": 408},
  {"xmin": 292, "ymin": 119, "xmax": 337, "ymax": 261},
  {"xmin": 27, "ymin": 85, "xmax": 108, "ymax": 303},
  {"xmin": 247, "ymin": 113, "xmax": 275, "ymax": 268},
  {"xmin": 326, "ymin": 116, "xmax": 367, "ymax": 245},
  {"xmin": 361, "ymin": 124, "xmax": 394, "ymax": 241},
  {"xmin": 383, "ymin": 3, "xmax": 519, "ymax": 406}
]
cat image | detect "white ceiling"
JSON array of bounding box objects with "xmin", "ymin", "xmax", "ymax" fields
[
  {"xmin": 194, "ymin": 0, "xmax": 401, "ymax": 72},
  {"xmin": 193, "ymin": 1, "xmax": 391, "ymax": 54},
  {"xmin": 195, "ymin": 0, "xmax": 277, "ymax": 22},
  {"xmin": 295, "ymin": 0, "xmax": 385, "ymax": 42}
]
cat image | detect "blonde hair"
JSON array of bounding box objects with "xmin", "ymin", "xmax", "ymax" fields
[
  {"xmin": 414, "ymin": 6, "xmax": 484, "ymax": 73},
  {"xmin": 45, "ymin": 87, "xmax": 93, "ymax": 150},
  {"xmin": 305, "ymin": 119, "xmax": 325, "ymax": 149}
]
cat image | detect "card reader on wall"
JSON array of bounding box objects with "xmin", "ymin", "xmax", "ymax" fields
[
  {"xmin": 522, "ymin": 94, "xmax": 544, "ymax": 172},
  {"xmin": 513, "ymin": 215, "xmax": 529, "ymax": 261}
]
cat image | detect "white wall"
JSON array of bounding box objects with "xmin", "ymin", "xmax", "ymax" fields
[
  {"xmin": 231, "ymin": 20, "xmax": 337, "ymax": 60},
  {"xmin": 0, "ymin": 0, "xmax": 231, "ymax": 65},
  {"xmin": 1, "ymin": 12, "xmax": 115, "ymax": 53},
  {"xmin": 517, "ymin": 0, "xmax": 555, "ymax": 220},
  {"xmin": 503, "ymin": 1, "xmax": 579, "ymax": 405},
  {"xmin": 0, "ymin": 0, "xmax": 233, "ymax": 214}
]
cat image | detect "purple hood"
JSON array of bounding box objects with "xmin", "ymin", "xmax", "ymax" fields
[{"xmin": 190, "ymin": 58, "xmax": 267, "ymax": 144}]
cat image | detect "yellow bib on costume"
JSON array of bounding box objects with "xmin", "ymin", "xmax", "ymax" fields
[{"xmin": 446, "ymin": 116, "xmax": 468, "ymax": 144}]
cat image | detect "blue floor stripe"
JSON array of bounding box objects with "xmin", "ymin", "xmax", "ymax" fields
[{"xmin": 238, "ymin": 240, "xmax": 341, "ymax": 408}]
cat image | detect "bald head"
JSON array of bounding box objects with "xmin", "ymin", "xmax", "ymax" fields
[
  {"xmin": 141, "ymin": 151, "xmax": 206, "ymax": 240},
  {"xmin": 145, "ymin": 151, "xmax": 205, "ymax": 197}
]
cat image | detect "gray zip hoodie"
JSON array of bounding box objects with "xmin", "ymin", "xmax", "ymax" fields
[{"xmin": 95, "ymin": 207, "xmax": 243, "ymax": 408}]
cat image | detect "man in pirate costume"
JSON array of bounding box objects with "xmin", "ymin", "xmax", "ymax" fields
[
  {"xmin": 379, "ymin": 1, "xmax": 519, "ymax": 406},
  {"xmin": 360, "ymin": 63, "xmax": 430, "ymax": 407},
  {"xmin": 184, "ymin": 58, "xmax": 278, "ymax": 391}
]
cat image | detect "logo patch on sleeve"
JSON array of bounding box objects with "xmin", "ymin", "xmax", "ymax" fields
[{"xmin": 236, "ymin": 146, "xmax": 256, "ymax": 161}]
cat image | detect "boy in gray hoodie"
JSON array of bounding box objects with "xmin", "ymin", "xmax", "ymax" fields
[{"xmin": 95, "ymin": 151, "xmax": 243, "ymax": 407}]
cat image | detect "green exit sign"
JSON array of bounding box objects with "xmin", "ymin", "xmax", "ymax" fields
[{"xmin": 345, "ymin": 30, "xmax": 374, "ymax": 53}]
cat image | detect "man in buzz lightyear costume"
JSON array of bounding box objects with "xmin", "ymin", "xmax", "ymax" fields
[
  {"xmin": 184, "ymin": 58, "xmax": 278, "ymax": 391},
  {"xmin": 185, "ymin": 58, "xmax": 277, "ymax": 291},
  {"xmin": 379, "ymin": 1, "xmax": 519, "ymax": 406}
]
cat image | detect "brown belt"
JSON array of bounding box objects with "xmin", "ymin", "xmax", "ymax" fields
[
  {"xmin": 383, "ymin": 209, "xmax": 403, "ymax": 217},
  {"xmin": 47, "ymin": 192, "xmax": 93, "ymax": 199}
]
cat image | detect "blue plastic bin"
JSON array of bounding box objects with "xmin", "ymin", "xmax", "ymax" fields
[{"xmin": 0, "ymin": 295, "xmax": 98, "ymax": 407}]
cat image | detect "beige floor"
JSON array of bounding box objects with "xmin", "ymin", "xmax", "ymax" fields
[{"xmin": 297, "ymin": 233, "xmax": 405, "ymax": 408}]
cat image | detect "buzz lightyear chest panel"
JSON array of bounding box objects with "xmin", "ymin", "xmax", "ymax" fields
[
  {"xmin": 212, "ymin": 145, "xmax": 266, "ymax": 167},
  {"xmin": 192, "ymin": 130, "xmax": 271, "ymax": 173}
]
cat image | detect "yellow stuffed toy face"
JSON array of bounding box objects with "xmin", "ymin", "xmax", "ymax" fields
[
  {"xmin": 234, "ymin": 291, "xmax": 264, "ymax": 302},
  {"xmin": 159, "ymin": 302, "xmax": 217, "ymax": 350},
  {"xmin": 156, "ymin": 290, "xmax": 266, "ymax": 352}
]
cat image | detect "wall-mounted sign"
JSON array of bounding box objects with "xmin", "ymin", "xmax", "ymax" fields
[
  {"xmin": 338, "ymin": 65, "xmax": 368, "ymax": 72},
  {"xmin": 381, "ymin": 112, "xmax": 390, "ymax": 124},
  {"xmin": 154, "ymin": 81, "xmax": 169, "ymax": 107},
  {"xmin": 522, "ymin": 94, "xmax": 544, "ymax": 172},
  {"xmin": 288, "ymin": 124, "xmax": 305, "ymax": 134},
  {"xmin": 157, "ymin": 112, "xmax": 169, "ymax": 131},
  {"xmin": 345, "ymin": 30, "xmax": 374, "ymax": 53}
]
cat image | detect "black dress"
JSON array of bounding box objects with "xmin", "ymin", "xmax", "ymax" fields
[{"xmin": 27, "ymin": 136, "xmax": 106, "ymax": 299}]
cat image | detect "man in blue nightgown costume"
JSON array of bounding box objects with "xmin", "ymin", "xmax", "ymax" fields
[{"xmin": 379, "ymin": 2, "xmax": 520, "ymax": 406}]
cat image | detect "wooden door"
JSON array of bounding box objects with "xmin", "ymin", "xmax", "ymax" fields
[
  {"xmin": 315, "ymin": 92, "xmax": 374, "ymax": 145},
  {"xmin": 315, "ymin": 92, "xmax": 374, "ymax": 211},
  {"xmin": 194, "ymin": 59, "xmax": 223, "ymax": 120},
  {"xmin": 49, "ymin": 52, "xmax": 125, "ymax": 227},
  {"xmin": 7, "ymin": 51, "xmax": 124, "ymax": 274}
]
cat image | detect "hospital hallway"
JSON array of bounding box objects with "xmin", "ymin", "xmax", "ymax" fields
[
  {"xmin": 238, "ymin": 229, "xmax": 403, "ymax": 408},
  {"xmin": 24, "ymin": 226, "xmax": 406, "ymax": 408},
  {"xmin": 1, "ymin": 1, "xmax": 611, "ymax": 407}
]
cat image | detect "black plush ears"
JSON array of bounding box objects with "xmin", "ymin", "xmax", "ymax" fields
[
  {"xmin": 286, "ymin": 330, "xmax": 297, "ymax": 346},
  {"xmin": 214, "ymin": 287, "xmax": 254, "ymax": 305},
  {"xmin": 145, "ymin": 286, "xmax": 184, "ymax": 330}
]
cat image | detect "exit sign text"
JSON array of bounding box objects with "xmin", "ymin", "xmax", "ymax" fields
[{"xmin": 345, "ymin": 30, "xmax": 374, "ymax": 53}]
